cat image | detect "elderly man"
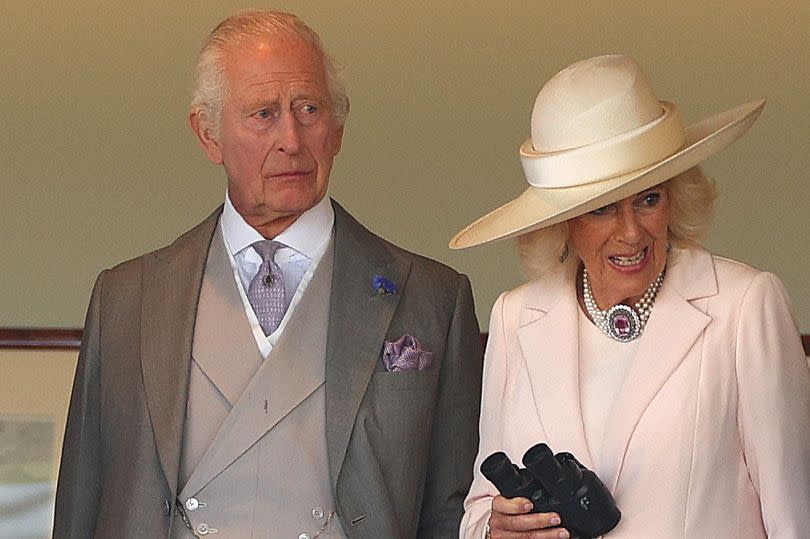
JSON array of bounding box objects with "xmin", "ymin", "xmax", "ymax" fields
[{"xmin": 54, "ymin": 10, "xmax": 482, "ymax": 539}]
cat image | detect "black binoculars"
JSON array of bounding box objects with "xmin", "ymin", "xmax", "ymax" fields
[{"xmin": 480, "ymin": 443, "xmax": 621, "ymax": 538}]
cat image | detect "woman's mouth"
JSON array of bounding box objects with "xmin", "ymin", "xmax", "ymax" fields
[{"xmin": 609, "ymin": 247, "xmax": 648, "ymax": 267}]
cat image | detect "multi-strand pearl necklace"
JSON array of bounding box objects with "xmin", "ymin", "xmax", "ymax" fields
[{"xmin": 582, "ymin": 267, "xmax": 666, "ymax": 342}]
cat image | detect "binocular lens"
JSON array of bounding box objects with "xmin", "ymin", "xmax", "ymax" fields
[
  {"xmin": 522, "ymin": 443, "xmax": 562, "ymax": 489},
  {"xmin": 481, "ymin": 452, "xmax": 522, "ymax": 494}
]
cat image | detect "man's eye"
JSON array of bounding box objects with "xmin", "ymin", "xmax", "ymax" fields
[
  {"xmin": 295, "ymin": 103, "xmax": 322, "ymax": 126},
  {"xmin": 254, "ymin": 109, "xmax": 274, "ymax": 120}
]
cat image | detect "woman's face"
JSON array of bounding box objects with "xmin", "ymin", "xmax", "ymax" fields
[{"xmin": 568, "ymin": 186, "xmax": 670, "ymax": 309}]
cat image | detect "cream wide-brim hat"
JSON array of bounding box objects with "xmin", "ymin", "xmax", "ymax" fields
[{"xmin": 449, "ymin": 54, "xmax": 765, "ymax": 249}]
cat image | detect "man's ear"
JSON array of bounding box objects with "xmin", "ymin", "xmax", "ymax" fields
[
  {"xmin": 330, "ymin": 97, "xmax": 348, "ymax": 156},
  {"xmin": 331, "ymin": 124, "xmax": 345, "ymax": 156},
  {"xmin": 189, "ymin": 110, "xmax": 223, "ymax": 165}
]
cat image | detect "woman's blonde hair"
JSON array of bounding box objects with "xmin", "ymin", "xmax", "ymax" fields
[{"xmin": 517, "ymin": 166, "xmax": 717, "ymax": 279}]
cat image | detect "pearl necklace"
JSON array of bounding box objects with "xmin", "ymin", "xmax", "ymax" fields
[{"xmin": 582, "ymin": 266, "xmax": 665, "ymax": 342}]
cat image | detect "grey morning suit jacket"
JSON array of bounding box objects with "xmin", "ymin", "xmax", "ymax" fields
[{"xmin": 53, "ymin": 200, "xmax": 483, "ymax": 538}]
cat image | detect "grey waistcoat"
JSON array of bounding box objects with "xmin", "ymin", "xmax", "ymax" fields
[{"xmin": 172, "ymin": 228, "xmax": 345, "ymax": 538}]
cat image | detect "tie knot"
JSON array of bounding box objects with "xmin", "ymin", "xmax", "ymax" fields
[{"xmin": 252, "ymin": 240, "xmax": 283, "ymax": 263}]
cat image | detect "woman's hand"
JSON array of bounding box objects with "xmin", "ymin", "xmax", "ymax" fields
[{"xmin": 488, "ymin": 495, "xmax": 570, "ymax": 539}]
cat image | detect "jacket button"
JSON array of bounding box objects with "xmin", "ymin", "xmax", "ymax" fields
[
  {"xmin": 298, "ymin": 534, "xmax": 311, "ymax": 539},
  {"xmin": 162, "ymin": 499, "xmax": 171, "ymax": 516},
  {"xmin": 186, "ymin": 497, "xmax": 200, "ymax": 511},
  {"xmin": 197, "ymin": 523, "xmax": 210, "ymax": 535},
  {"xmin": 312, "ymin": 507, "xmax": 324, "ymax": 519}
]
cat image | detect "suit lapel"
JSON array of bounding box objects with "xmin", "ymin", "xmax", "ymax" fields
[
  {"xmin": 191, "ymin": 227, "xmax": 262, "ymax": 406},
  {"xmin": 140, "ymin": 208, "xmax": 221, "ymax": 496},
  {"xmin": 517, "ymin": 271, "xmax": 595, "ymax": 468},
  {"xmin": 597, "ymin": 246, "xmax": 715, "ymax": 491},
  {"xmin": 325, "ymin": 201, "xmax": 411, "ymax": 490}
]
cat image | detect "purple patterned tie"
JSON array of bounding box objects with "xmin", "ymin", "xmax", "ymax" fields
[{"xmin": 247, "ymin": 240, "xmax": 286, "ymax": 336}]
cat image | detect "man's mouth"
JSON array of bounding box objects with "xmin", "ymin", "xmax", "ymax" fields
[
  {"xmin": 269, "ymin": 169, "xmax": 311, "ymax": 178},
  {"xmin": 609, "ymin": 247, "xmax": 647, "ymax": 267}
]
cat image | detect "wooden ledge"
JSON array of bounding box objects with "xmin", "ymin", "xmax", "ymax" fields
[
  {"xmin": 1, "ymin": 328, "xmax": 808, "ymax": 356},
  {"xmin": 0, "ymin": 328, "xmax": 83, "ymax": 350}
]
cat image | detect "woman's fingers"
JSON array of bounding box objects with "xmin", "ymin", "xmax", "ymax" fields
[
  {"xmin": 491, "ymin": 495, "xmax": 533, "ymax": 515},
  {"xmin": 492, "ymin": 529, "xmax": 570, "ymax": 539},
  {"xmin": 489, "ymin": 496, "xmax": 570, "ymax": 538}
]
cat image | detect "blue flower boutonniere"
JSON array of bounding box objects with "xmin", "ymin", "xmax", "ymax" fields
[{"xmin": 372, "ymin": 274, "xmax": 398, "ymax": 296}]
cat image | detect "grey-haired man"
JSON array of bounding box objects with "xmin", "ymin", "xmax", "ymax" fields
[{"xmin": 54, "ymin": 9, "xmax": 482, "ymax": 539}]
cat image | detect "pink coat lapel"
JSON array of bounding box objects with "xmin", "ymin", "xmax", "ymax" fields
[
  {"xmin": 596, "ymin": 255, "xmax": 713, "ymax": 491},
  {"xmin": 516, "ymin": 270, "xmax": 595, "ymax": 469},
  {"xmin": 597, "ymin": 247, "xmax": 717, "ymax": 491}
]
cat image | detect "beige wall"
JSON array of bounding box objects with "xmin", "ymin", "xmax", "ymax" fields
[
  {"xmin": 1, "ymin": 1, "xmax": 808, "ymax": 331},
  {"xmin": 0, "ymin": 350, "xmax": 77, "ymax": 478},
  {"xmin": 0, "ymin": 350, "xmax": 76, "ymax": 536}
]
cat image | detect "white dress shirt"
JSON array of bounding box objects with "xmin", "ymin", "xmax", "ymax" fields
[{"xmin": 219, "ymin": 193, "xmax": 334, "ymax": 358}]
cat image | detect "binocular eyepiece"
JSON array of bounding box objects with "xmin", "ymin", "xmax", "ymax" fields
[{"xmin": 480, "ymin": 443, "xmax": 620, "ymax": 538}]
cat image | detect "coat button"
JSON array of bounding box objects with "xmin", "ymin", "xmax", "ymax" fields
[
  {"xmin": 298, "ymin": 534, "xmax": 311, "ymax": 539},
  {"xmin": 312, "ymin": 507, "xmax": 324, "ymax": 519},
  {"xmin": 185, "ymin": 497, "xmax": 200, "ymax": 511},
  {"xmin": 197, "ymin": 523, "xmax": 210, "ymax": 535},
  {"xmin": 162, "ymin": 499, "xmax": 171, "ymax": 516}
]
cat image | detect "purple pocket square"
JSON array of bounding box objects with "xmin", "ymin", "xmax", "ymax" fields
[{"xmin": 381, "ymin": 334, "xmax": 434, "ymax": 372}]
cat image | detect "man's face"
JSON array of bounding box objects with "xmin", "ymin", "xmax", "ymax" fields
[{"xmin": 193, "ymin": 36, "xmax": 343, "ymax": 235}]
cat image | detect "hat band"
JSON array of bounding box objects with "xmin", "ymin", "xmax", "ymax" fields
[{"xmin": 519, "ymin": 101, "xmax": 686, "ymax": 188}]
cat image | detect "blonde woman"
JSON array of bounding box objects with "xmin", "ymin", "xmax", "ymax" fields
[{"xmin": 453, "ymin": 55, "xmax": 810, "ymax": 538}]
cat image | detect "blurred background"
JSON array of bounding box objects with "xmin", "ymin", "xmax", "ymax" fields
[{"xmin": 1, "ymin": 1, "xmax": 808, "ymax": 332}]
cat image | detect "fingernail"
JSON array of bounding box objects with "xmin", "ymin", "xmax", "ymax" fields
[
  {"xmin": 549, "ymin": 516, "xmax": 561, "ymax": 526},
  {"xmin": 559, "ymin": 531, "xmax": 570, "ymax": 539},
  {"xmin": 523, "ymin": 502, "xmax": 533, "ymax": 511}
]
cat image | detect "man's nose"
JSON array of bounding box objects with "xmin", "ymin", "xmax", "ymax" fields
[{"xmin": 274, "ymin": 111, "xmax": 302, "ymax": 153}]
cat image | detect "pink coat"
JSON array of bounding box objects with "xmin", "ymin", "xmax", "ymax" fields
[{"xmin": 461, "ymin": 246, "xmax": 810, "ymax": 538}]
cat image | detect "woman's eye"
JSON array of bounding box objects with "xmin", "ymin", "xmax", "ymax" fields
[
  {"xmin": 590, "ymin": 204, "xmax": 614, "ymax": 216},
  {"xmin": 634, "ymin": 192, "xmax": 661, "ymax": 210}
]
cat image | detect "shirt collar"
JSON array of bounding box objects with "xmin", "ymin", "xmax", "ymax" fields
[{"xmin": 221, "ymin": 192, "xmax": 334, "ymax": 259}]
